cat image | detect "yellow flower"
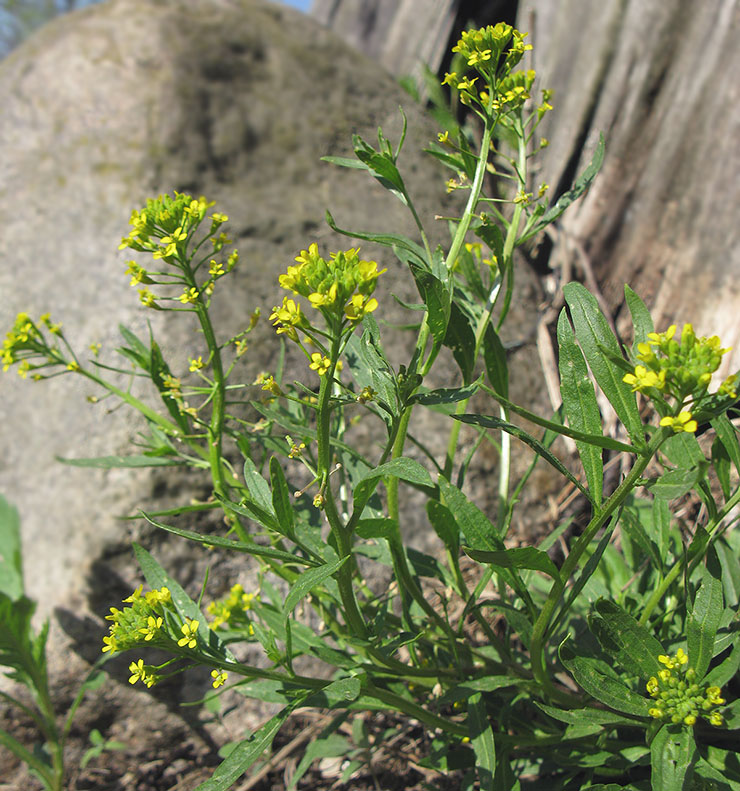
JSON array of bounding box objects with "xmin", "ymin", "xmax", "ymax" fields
[
  {"xmin": 623, "ymin": 365, "xmax": 666, "ymax": 393},
  {"xmin": 139, "ymin": 288, "xmax": 157, "ymax": 308},
  {"xmin": 177, "ymin": 620, "xmax": 199, "ymax": 649},
  {"xmin": 344, "ymin": 294, "xmax": 378, "ymax": 322},
  {"xmin": 309, "ymin": 353, "xmax": 332, "ymax": 376},
  {"xmin": 128, "ymin": 659, "xmax": 147, "ymax": 685},
  {"xmin": 139, "ymin": 615, "xmax": 163, "ymax": 641},
  {"xmin": 308, "ymin": 282, "xmax": 339, "ymax": 308},
  {"xmin": 660, "ymin": 411, "xmax": 698, "ymax": 434},
  {"xmin": 211, "ymin": 669, "xmax": 228, "ymax": 689},
  {"xmin": 189, "ymin": 356, "xmax": 204, "ymax": 372},
  {"xmin": 179, "ymin": 287, "xmax": 200, "ymax": 305},
  {"xmin": 719, "ymin": 374, "xmax": 738, "ymax": 399},
  {"xmin": 155, "ymin": 226, "xmax": 188, "ymax": 259},
  {"xmin": 207, "ymin": 260, "xmax": 224, "ymax": 278}
]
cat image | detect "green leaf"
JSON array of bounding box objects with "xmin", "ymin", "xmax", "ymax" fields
[
  {"xmin": 483, "ymin": 323, "xmax": 508, "ymax": 398},
  {"xmin": 353, "ymin": 457, "xmax": 433, "ymax": 517},
  {"xmin": 454, "ymin": 413, "xmax": 592, "ymax": 504},
  {"xmin": 563, "ymin": 282, "xmax": 644, "ymax": 446},
  {"xmin": 712, "ymin": 436, "xmax": 732, "ymax": 500},
  {"xmin": 140, "ymin": 512, "xmax": 318, "ymax": 566},
  {"xmin": 302, "ymin": 677, "xmax": 361, "ymax": 708},
  {"xmin": 411, "ymin": 266, "xmax": 451, "ymax": 356},
  {"xmin": 195, "ymin": 706, "xmax": 295, "ymax": 791},
  {"xmin": 323, "ymin": 210, "xmax": 427, "ymax": 267},
  {"xmin": 283, "ymin": 557, "xmax": 349, "ymax": 616},
  {"xmin": 693, "ymin": 757, "xmax": 740, "ymax": 791},
  {"xmin": 242, "ymin": 456, "xmax": 274, "ymax": 514},
  {"xmin": 518, "ymin": 133, "xmax": 605, "ymax": 244},
  {"xmin": 410, "ymin": 378, "xmax": 481, "ymax": 407},
  {"xmin": 589, "ymin": 600, "xmax": 663, "ymax": 678},
  {"xmin": 687, "ymin": 552, "xmax": 724, "ymax": 678},
  {"xmin": 648, "ymin": 466, "xmax": 705, "ymax": 500},
  {"xmin": 624, "ymin": 285, "xmax": 654, "ymax": 350},
  {"xmin": 557, "ymin": 309, "xmax": 604, "ymax": 506},
  {"xmin": 472, "ymin": 389, "xmax": 639, "ymax": 453},
  {"xmin": 444, "ymin": 302, "xmax": 476, "ymax": 384},
  {"xmin": 704, "ymin": 642, "xmax": 740, "ymax": 689},
  {"xmin": 55, "ymin": 454, "xmax": 185, "ymax": 468},
  {"xmin": 0, "ymin": 727, "xmax": 55, "ymax": 788},
  {"xmin": 462, "ymin": 546, "xmax": 561, "ymax": 589},
  {"xmin": 270, "ymin": 457, "xmax": 295, "ymax": 540},
  {"xmin": 438, "ymin": 477, "xmax": 502, "ymax": 553},
  {"xmin": 536, "ymin": 702, "xmax": 637, "ymax": 728},
  {"xmin": 289, "ymin": 727, "xmax": 351, "ymax": 790},
  {"xmin": 0, "ymin": 495, "xmax": 23, "ymax": 600},
  {"xmin": 711, "ymin": 413, "xmax": 740, "ymax": 477},
  {"xmin": 661, "ymin": 432, "xmax": 706, "ymax": 470},
  {"xmin": 559, "ymin": 641, "xmax": 651, "ymax": 717},
  {"xmin": 650, "ymin": 724, "xmax": 697, "ymax": 791},
  {"xmin": 426, "ymin": 500, "xmax": 459, "ymax": 553},
  {"xmin": 132, "ymin": 544, "xmax": 233, "ymax": 660},
  {"xmin": 468, "ymin": 692, "xmax": 496, "ymax": 791}
]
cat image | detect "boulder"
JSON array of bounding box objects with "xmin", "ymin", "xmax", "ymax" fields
[{"xmin": 0, "ymin": 0, "xmax": 453, "ymax": 619}]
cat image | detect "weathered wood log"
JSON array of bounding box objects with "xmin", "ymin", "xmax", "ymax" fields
[
  {"xmin": 521, "ymin": 0, "xmax": 740, "ymax": 375},
  {"xmin": 312, "ymin": 0, "xmax": 460, "ymax": 81},
  {"xmin": 314, "ymin": 0, "xmax": 740, "ymax": 375}
]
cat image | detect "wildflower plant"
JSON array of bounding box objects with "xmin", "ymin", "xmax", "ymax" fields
[
  {"xmin": 4, "ymin": 22, "xmax": 740, "ymax": 791},
  {"xmin": 0, "ymin": 495, "xmax": 109, "ymax": 791}
]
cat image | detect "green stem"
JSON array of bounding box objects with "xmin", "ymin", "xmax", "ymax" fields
[
  {"xmin": 639, "ymin": 479, "xmax": 740, "ymax": 626},
  {"xmin": 193, "ymin": 301, "xmax": 228, "ymax": 500},
  {"xmin": 363, "ymin": 682, "xmax": 467, "ymax": 737},
  {"xmin": 530, "ymin": 429, "xmax": 666, "ymax": 699},
  {"xmin": 316, "ymin": 337, "xmax": 367, "ymax": 638}
]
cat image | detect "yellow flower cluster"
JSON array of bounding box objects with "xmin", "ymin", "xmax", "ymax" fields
[
  {"xmin": 646, "ymin": 649, "xmax": 725, "ymax": 727},
  {"xmin": 623, "ymin": 323, "xmax": 735, "ymax": 434},
  {"xmin": 207, "ymin": 583, "xmax": 258, "ymax": 631},
  {"xmin": 119, "ymin": 193, "xmax": 238, "ymax": 310},
  {"xmin": 101, "ymin": 585, "xmax": 206, "ymax": 676},
  {"xmin": 275, "ymin": 244, "xmax": 384, "ymax": 328},
  {"xmin": 2, "ymin": 312, "xmax": 68, "ymax": 377}
]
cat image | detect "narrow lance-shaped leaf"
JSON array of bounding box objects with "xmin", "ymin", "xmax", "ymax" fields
[
  {"xmin": 463, "ymin": 546, "xmax": 561, "ymax": 591},
  {"xmin": 559, "ymin": 641, "xmax": 651, "ymax": 718},
  {"xmin": 483, "ymin": 322, "xmax": 508, "ymax": 398},
  {"xmin": 518, "ymin": 133, "xmax": 605, "ymax": 244},
  {"xmin": 624, "ymin": 284, "xmax": 654, "ymax": 351},
  {"xmin": 590, "ymin": 600, "xmax": 663, "ymax": 678},
  {"xmin": 0, "ymin": 495, "xmax": 23, "ymax": 600},
  {"xmin": 133, "ymin": 543, "xmax": 234, "ymax": 660},
  {"xmin": 557, "ymin": 309, "xmax": 604, "ymax": 506},
  {"xmin": 270, "ymin": 457, "xmax": 295, "ymax": 540},
  {"xmin": 323, "ymin": 210, "xmax": 428, "ymax": 268},
  {"xmin": 454, "ymin": 413, "xmax": 593, "ymax": 505},
  {"xmin": 141, "ymin": 511, "xmax": 320, "ymax": 567},
  {"xmin": 195, "ymin": 705, "xmax": 297, "ymax": 791},
  {"xmin": 476, "ymin": 386, "xmax": 638, "ymax": 454},
  {"xmin": 563, "ymin": 282, "xmax": 644, "ymax": 447},
  {"xmin": 650, "ymin": 724, "xmax": 697, "ymax": 791},
  {"xmin": 687, "ymin": 550, "xmax": 724, "ymax": 679},
  {"xmin": 283, "ymin": 557, "xmax": 349, "ymax": 616},
  {"xmin": 468, "ymin": 692, "xmax": 496, "ymax": 791}
]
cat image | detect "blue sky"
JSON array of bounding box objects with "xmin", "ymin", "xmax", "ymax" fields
[{"xmin": 280, "ymin": 0, "xmax": 313, "ymax": 11}]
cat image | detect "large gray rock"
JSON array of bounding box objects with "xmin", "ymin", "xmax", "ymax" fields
[
  {"xmin": 0, "ymin": 0, "xmax": 458, "ymax": 621},
  {"xmin": 0, "ymin": 1, "xmax": 563, "ymax": 784}
]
